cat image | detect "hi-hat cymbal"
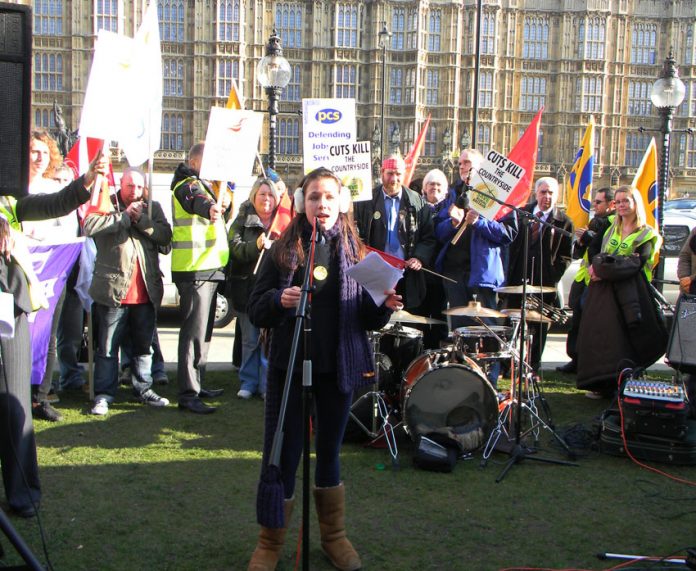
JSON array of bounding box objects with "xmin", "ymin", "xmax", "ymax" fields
[
  {"xmin": 500, "ymin": 308, "xmax": 553, "ymax": 324},
  {"xmin": 495, "ymin": 284, "xmax": 557, "ymax": 295},
  {"xmin": 443, "ymin": 302, "xmax": 506, "ymax": 319},
  {"xmin": 390, "ymin": 310, "xmax": 446, "ymax": 326}
]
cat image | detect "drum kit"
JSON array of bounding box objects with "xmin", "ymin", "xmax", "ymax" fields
[{"xmin": 348, "ymin": 289, "xmax": 572, "ymax": 468}]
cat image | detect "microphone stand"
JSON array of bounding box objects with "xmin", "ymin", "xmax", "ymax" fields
[
  {"xmin": 266, "ymin": 219, "xmax": 320, "ymax": 571},
  {"xmin": 461, "ymin": 179, "xmax": 578, "ymax": 480}
]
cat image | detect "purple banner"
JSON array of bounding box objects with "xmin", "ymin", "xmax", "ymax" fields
[{"xmin": 27, "ymin": 240, "xmax": 84, "ymax": 386}]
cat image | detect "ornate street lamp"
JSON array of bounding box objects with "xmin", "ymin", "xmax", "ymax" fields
[
  {"xmin": 650, "ymin": 50, "xmax": 686, "ymax": 288},
  {"xmin": 257, "ymin": 30, "xmax": 291, "ymax": 170},
  {"xmin": 378, "ymin": 23, "xmax": 391, "ymax": 163}
]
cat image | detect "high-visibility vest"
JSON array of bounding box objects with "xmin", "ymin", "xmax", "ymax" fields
[
  {"xmin": 171, "ymin": 177, "xmax": 229, "ymax": 273},
  {"xmin": 574, "ymin": 215, "xmax": 616, "ymax": 286},
  {"xmin": 600, "ymin": 219, "xmax": 660, "ymax": 281},
  {"xmin": 0, "ymin": 196, "xmax": 48, "ymax": 310}
]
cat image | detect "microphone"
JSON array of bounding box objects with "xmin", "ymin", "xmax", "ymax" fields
[{"xmin": 314, "ymin": 221, "xmax": 325, "ymax": 245}]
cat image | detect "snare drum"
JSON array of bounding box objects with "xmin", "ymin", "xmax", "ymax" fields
[
  {"xmin": 453, "ymin": 325, "xmax": 512, "ymax": 361},
  {"xmin": 401, "ymin": 353, "xmax": 497, "ymax": 453}
]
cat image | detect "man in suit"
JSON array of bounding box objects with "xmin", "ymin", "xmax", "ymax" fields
[
  {"xmin": 353, "ymin": 155, "xmax": 436, "ymax": 310},
  {"xmin": 505, "ymin": 177, "xmax": 573, "ymax": 373}
]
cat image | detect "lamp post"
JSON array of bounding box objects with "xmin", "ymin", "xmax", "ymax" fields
[
  {"xmin": 650, "ymin": 50, "xmax": 686, "ymax": 289},
  {"xmin": 257, "ymin": 30, "xmax": 291, "ymax": 171},
  {"xmin": 378, "ymin": 22, "xmax": 391, "ymax": 163}
]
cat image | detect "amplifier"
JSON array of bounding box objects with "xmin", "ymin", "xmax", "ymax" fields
[
  {"xmin": 666, "ymin": 294, "xmax": 696, "ymax": 374},
  {"xmin": 621, "ymin": 378, "xmax": 689, "ymax": 440}
]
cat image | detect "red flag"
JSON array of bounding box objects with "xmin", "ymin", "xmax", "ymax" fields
[
  {"xmin": 65, "ymin": 138, "xmax": 117, "ymax": 222},
  {"xmin": 268, "ymin": 192, "xmax": 294, "ymax": 238},
  {"xmin": 83, "ymin": 177, "xmax": 114, "ymax": 217},
  {"xmin": 403, "ymin": 114, "xmax": 431, "ymax": 188},
  {"xmin": 365, "ymin": 246, "xmax": 407, "ymax": 270},
  {"xmin": 64, "ymin": 137, "xmax": 115, "ymax": 184},
  {"xmin": 494, "ymin": 107, "xmax": 544, "ymax": 220}
]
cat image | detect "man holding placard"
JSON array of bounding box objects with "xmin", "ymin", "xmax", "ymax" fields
[{"xmin": 171, "ymin": 143, "xmax": 230, "ymax": 414}]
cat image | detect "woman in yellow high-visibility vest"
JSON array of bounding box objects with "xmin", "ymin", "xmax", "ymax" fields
[{"xmin": 576, "ymin": 185, "xmax": 665, "ymax": 398}]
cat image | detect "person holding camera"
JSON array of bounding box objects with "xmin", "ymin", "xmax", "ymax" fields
[{"xmin": 84, "ymin": 167, "xmax": 172, "ymax": 415}]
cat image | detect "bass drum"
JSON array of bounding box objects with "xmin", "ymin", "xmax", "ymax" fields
[{"xmin": 402, "ymin": 355, "xmax": 498, "ymax": 453}]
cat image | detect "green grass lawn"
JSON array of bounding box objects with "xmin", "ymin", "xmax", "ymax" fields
[{"xmin": 4, "ymin": 371, "xmax": 695, "ymax": 571}]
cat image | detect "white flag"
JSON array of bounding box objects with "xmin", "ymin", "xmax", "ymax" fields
[
  {"xmin": 120, "ymin": 2, "xmax": 162, "ymax": 166},
  {"xmin": 78, "ymin": 2, "xmax": 162, "ymax": 166},
  {"xmin": 78, "ymin": 30, "xmax": 137, "ymax": 141}
]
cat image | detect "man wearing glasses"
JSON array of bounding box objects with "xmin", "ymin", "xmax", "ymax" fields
[{"xmin": 557, "ymin": 187, "xmax": 616, "ymax": 374}]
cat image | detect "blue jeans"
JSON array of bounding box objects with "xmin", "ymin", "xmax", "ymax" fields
[
  {"xmin": 237, "ymin": 311, "xmax": 267, "ymax": 394},
  {"xmin": 121, "ymin": 328, "xmax": 165, "ymax": 377},
  {"xmin": 444, "ymin": 281, "xmax": 500, "ymax": 388},
  {"xmin": 92, "ymin": 302, "xmax": 155, "ymax": 401}
]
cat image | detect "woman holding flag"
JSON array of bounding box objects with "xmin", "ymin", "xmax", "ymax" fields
[
  {"xmin": 246, "ymin": 167, "xmax": 402, "ymax": 571},
  {"xmin": 227, "ymin": 177, "xmax": 280, "ymax": 399},
  {"xmin": 576, "ymin": 185, "xmax": 665, "ymax": 397}
]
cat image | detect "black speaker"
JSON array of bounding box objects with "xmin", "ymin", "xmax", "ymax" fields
[
  {"xmin": 667, "ymin": 294, "xmax": 696, "ymax": 374},
  {"xmin": 0, "ymin": 3, "xmax": 31, "ymax": 198}
]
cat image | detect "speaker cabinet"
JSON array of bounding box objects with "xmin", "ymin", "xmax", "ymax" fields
[
  {"xmin": 0, "ymin": 3, "xmax": 31, "ymax": 198},
  {"xmin": 667, "ymin": 294, "xmax": 696, "ymax": 374}
]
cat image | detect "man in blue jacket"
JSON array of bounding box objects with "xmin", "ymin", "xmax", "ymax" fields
[{"xmin": 434, "ymin": 149, "xmax": 518, "ymax": 387}]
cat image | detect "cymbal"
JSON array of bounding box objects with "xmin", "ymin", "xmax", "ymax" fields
[
  {"xmin": 443, "ymin": 302, "xmax": 506, "ymax": 319},
  {"xmin": 495, "ymin": 284, "xmax": 557, "ymax": 295},
  {"xmin": 390, "ymin": 310, "xmax": 446, "ymax": 326},
  {"xmin": 500, "ymin": 308, "xmax": 553, "ymax": 324}
]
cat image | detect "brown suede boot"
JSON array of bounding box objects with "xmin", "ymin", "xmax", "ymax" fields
[
  {"xmin": 247, "ymin": 498, "xmax": 295, "ymax": 571},
  {"xmin": 313, "ymin": 483, "xmax": 361, "ymax": 571}
]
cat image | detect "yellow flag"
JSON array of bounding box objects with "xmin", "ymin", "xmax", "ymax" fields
[
  {"xmin": 632, "ymin": 137, "xmax": 659, "ymax": 232},
  {"xmin": 226, "ymin": 78, "xmax": 243, "ymax": 110},
  {"xmin": 564, "ymin": 118, "xmax": 595, "ymax": 230}
]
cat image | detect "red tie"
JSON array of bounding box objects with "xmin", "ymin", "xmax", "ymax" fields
[{"xmin": 531, "ymin": 211, "xmax": 543, "ymax": 242}]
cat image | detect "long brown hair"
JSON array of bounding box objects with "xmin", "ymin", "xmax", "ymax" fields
[
  {"xmin": 273, "ymin": 168, "xmax": 365, "ymax": 272},
  {"xmin": 31, "ymin": 130, "xmax": 62, "ymax": 179}
]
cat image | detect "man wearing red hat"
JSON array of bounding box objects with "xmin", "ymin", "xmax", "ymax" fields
[{"xmin": 354, "ymin": 155, "xmax": 436, "ymax": 309}]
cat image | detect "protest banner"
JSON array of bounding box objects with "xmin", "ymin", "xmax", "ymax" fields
[
  {"xmin": 468, "ymin": 149, "xmax": 526, "ymax": 220},
  {"xmin": 27, "ymin": 239, "xmax": 84, "ymax": 386},
  {"xmin": 302, "ymin": 99, "xmax": 357, "ymax": 170},
  {"xmin": 199, "ymin": 107, "xmax": 263, "ymax": 184},
  {"xmin": 322, "ymin": 141, "xmax": 373, "ymax": 202}
]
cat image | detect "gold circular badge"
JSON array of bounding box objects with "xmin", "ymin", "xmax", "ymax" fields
[
  {"xmin": 313, "ymin": 265, "xmax": 328, "ymax": 281},
  {"xmin": 373, "ymin": 211, "xmax": 381, "ymax": 220}
]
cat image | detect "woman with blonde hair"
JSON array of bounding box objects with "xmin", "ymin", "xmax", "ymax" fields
[
  {"xmin": 228, "ymin": 177, "xmax": 280, "ymax": 399},
  {"xmin": 576, "ymin": 184, "xmax": 666, "ymax": 397}
]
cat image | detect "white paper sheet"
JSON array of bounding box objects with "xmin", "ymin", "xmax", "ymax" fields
[{"xmin": 346, "ymin": 252, "xmax": 403, "ymax": 307}]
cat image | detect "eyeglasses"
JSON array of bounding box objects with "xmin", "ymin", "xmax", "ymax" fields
[
  {"xmin": 593, "ymin": 199, "xmax": 605, "ymax": 205},
  {"xmin": 615, "ymin": 199, "xmax": 633, "ymax": 206}
]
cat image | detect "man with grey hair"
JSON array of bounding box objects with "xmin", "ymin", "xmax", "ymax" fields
[
  {"xmin": 504, "ymin": 177, "xmax": 573, "ymax": 373},
  {"xmin": 433, "ymin": 156, "xmax": 518, "ymax": 387}
]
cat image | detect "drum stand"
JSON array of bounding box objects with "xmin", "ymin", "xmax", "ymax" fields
[
  {"xmin": 490, "ymin": 214, "xmax": 578, "ymax": 481},
  {"xmin": 348, "ymin": 334, "xmax": 400, "ymax": 467}
]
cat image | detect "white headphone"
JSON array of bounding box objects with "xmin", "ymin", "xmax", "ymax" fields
[{"xmin": 293, "ymin": 169, "xmax": 352, "ymax": 214}]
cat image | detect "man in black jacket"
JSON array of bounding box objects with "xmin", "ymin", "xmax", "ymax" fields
[
  {"xmin": 505, "ymin": 177, "xmax": 573, "ymax": 373},
  {"xmin": 353, "ymin": 155, "xmax": 436, "ymax": 310}
]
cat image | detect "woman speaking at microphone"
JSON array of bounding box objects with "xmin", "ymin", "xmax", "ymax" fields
[{"xmin": 246, "ymin": 167, "xmax": 402, "ymax": 571}]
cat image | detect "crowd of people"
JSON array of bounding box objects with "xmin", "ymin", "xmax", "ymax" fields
[{"xmin": 0, "ymin": 131, "xmax": 677, "ymax": 571}]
